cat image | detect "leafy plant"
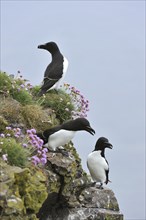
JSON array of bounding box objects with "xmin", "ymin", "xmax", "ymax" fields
[
  {"xmin": 39, "ymin": 90, "xmax": 74, "ymax": 122},
  {"xmin": 0, "ymin": 71, "xmax": 33, "ymax": 105},
  {"xmin": 0, "ymin": 137, "xmax": 29, "ymax": 167},
  {"xmin": 0, "ymin": 127, "xmax": 48, "ymax": 167},
  {"xmin": 11, "ymin": 89, "xmax": 33, "ymax": 105},
  {"xmin": 0, "ymin": 72, "xmax": 13, "ymax": 95}
]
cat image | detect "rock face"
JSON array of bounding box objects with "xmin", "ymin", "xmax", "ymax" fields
[
  {"xmin": 37, "ymin": 144, "xmax": 123, "ymax": 220},
  {"xmin": 0, "ymin": 143, "xmax": 123, "ymax": 220},
  {"xmin": 0, "ymin": 160, "xmax": 48, "ymax": 220},
  {"xmin": 38, "ymin": 187, "xmax": 123, "ymax": 220}
]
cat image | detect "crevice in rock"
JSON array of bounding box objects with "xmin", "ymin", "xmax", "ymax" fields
[{"xmin": 37, "ymin": 161, "xmax": 69, "ymax": 220}]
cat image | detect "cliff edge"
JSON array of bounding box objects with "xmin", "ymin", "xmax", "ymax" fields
[{"xmin": 0, "ymin": 72, "xmax": 123, "ymax": 220}]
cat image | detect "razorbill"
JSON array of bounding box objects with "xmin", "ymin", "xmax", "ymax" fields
[
  {"xmin": 36, "ymin": 118, "xmax": 95, "ymax": 151},
  {"xmin": 38, "ymin": 41, "xmax": 68, "ymax": 96},
  {"xmin": 87, "ymin": 137, "xmax": 113, "ymax": 189}
]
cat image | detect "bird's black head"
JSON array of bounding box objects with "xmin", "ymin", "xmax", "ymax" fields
[
  {"xmin": 73, "ymin": 118, "xmax": 95, "ymax": 135},
  {"xmin": 38, "ymin": 41, "xmax": 60, "ymax": 54},
  {"xmin": 94, "ymin": 137, "xmax": 113, "ymax": 151}
]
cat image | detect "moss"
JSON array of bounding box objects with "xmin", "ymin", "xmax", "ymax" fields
[
  {"xmin": 65, "ymin": 142, "xmax": 81, "ymax": 164},
  {"xmin": 0, "ymin": 138, "xmax": 29, "ymax": 167},
  {"xmin": 107, "ymin": 201, "xmax": 119, "ymax": 212},
  {"xmin": 7, "ymin": 195, "xmax": 24, "ymax": 212},
  {"xmin": 0, "ymin": 215, "xmax": 39, "ymax": 220},
  {"xmin": 0, "ymin": 97, "xmax": 22, "ymax": 124},
  {"xmin": 49, "ymin": 181, "xmax": 60, "ymax": 193},
  {"xmin": 0, "ymin": 98, "xmax": 59, "ymax": 131},
  {"xmin": 21, "ymin": 104, "xmax": 57, "ymax": 131},
  {"xmin": 0, "ymin": 166, "xmax": 47, "ymax": 215},
  {"xmin": 11, "ymin": 89, "xmax": 33, "ymax": 105},
  {"xmin": 105, "ymin": 214, "xmax": 123, "ymax": 220},
  {"xmin": 14, "ymin": 167, "xmax": 48, "ymax": 213},
  {"xmin": 0, "ymin": 115, "xmax": 8, "ymax": 132}
]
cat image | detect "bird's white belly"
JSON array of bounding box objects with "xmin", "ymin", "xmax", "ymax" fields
[
  {"xmin": 47, "ymin": 129, "xmax": 76, "ymax": 151},
  {"xmin": 87, "ymin": 151, "xmax": 108, "ymax": 183},
  {"xmin": 63, "ymin": 56, "xmax": 69, "ymax": 75}
]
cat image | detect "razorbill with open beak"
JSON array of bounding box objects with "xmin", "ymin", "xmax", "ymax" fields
[
  {"xmin": 38, "ymin": 41, "xmax": 68, "ymax": 96},
  {"xmin": 87, "ymin": 137, "xmax": 113, "ymax": 189},
  {"xmin": 36, "ymin": 118, "xmax": 95, "ymax": 151}
]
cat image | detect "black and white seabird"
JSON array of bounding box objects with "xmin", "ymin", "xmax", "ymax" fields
[
  {"xmin": 87, "ymin": 137, "xmax": 113, "ymax": 189},
  {"xmin": 38, "ymin": 41, "xmax": 68, "ymax": 96},
  {"xmin": 36, "ymin": 118, "xmax": 95, "ymax": 151}
]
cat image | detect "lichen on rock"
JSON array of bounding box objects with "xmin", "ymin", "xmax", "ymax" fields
[{"xmin": 0, "ymin": 160, "xmax": 48, "ymax": 219}]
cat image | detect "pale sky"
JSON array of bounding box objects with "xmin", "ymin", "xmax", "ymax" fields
[{"xmin": 1, "ymin": 1, "xmax": 145, "ymax": 219}]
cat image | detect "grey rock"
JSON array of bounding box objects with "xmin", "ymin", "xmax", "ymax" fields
[{"xmin": 37, "ymin": 144, "xmax": 123, "ymax": 220}]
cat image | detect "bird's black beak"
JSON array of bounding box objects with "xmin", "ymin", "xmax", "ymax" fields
[
  {"xmin": 85, "ymin": 126, "xmax": 95, "ymax": 135},
  {"xmin": 38, "ymin": 44, "xmax": 45, "ymax": 49},
  {"xmin": 105, "ymin": 142, "xmax": 113, "ymax": 149}
]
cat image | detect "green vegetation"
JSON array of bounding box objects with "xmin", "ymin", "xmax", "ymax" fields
[
  {"xmin": 0, "ymin": 72, "xmax": 89, "ymax": 124},
  {"xmin": 12, "ymin": 88, "xmax": 33, "ymax": 105},
  {"xmin": 0, "ymin": 71, "xmax": 33, "ymax": 105},
  {"xmin": 0, "ymin": 137, "xmax": 29, "ymax": 167},
  {"xmin": 40, "ymin": 89, "xmax": 74, "ymax": 122},
  {"xmin": 0, "ymin": 71, "xmax": 89, "ymax": 167},
  {"xmin": 0, "ymin": 72, "xmax": 12, "ymax": 94}
]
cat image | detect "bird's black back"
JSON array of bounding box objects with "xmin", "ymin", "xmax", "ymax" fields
[
  {"xmin": 36, "ymin": 125, "xmax": 62, "ymax": 145},
  {"xmin": 39, "ymin": 53, "xmax": 64, "ymax": 94},
  {"xmin": 61, "ymin": 118, "xmax": 91, "ymax": 131},
  {"xmin": 44, "ymin": 53, "xmax": 64, "ymax": 78}
]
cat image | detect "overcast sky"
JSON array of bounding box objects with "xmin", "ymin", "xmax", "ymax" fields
[{"xmin": 1, "ymin": 1, "xmax": 145, "ymax": 219}]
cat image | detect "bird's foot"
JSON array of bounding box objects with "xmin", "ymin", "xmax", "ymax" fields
[
  {"xmin": 47, "ymin": 148, "xmax": 69, "ymax": 157},
  {"xmin": 97, "ymin": 183, "xmax": 104, "ymax": 190}
]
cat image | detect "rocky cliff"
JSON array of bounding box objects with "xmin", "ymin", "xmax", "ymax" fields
[
  {"xmin": 0, "ymin": 147, "xmax": 123, "ymax": 220},
  {"xmin": 0, "ymin": 72, "xmax": 123, "ymax": 220}
]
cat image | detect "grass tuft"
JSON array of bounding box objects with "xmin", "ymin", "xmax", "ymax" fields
[{"xmin": 0, "ymin": 137, "xmax": 29, "ymax": 167}]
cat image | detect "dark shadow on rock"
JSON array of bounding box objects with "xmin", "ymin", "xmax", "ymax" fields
[{"xmin": 37, "ymin": 192, "xmax": 69, "ymax": 220}]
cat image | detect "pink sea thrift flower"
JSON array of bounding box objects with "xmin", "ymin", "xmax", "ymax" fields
[{"xmin": 2, "ymin": 154, "xmax": 8, "ymax": 162}]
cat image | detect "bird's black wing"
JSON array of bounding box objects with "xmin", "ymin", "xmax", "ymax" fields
[
  {"xmin": 40, "ymin": 77, "xmax": 59, "ymax": 94},
  {"xmin": 105, "ymin": 169, "xmax": 109, "ymax": 184},
  {"xmin": 36, "ymin": 125, "xmax": 61, "ymax": 145},
  {"xmin": 44, "ymin": 60, "xmax": 63, "ymax": 79},
  {"xmin": 39, "ymin": 62, "xmax": 63, "ymax": 94},
  {"xmin": 105, "ymin": 158, "xmax": 109, "ymax": 184},
  {"xmin": 36, "ymin": 132, "xmax": 48, "ymax": 145}
]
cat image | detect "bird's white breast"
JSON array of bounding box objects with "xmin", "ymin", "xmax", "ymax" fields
[
  {"xmin": 47, "ymin": 129, "xmax": 76, "ymax": 151},
  {"xmin": 63, "ymin": 56, "xmax": 69, "ymax": 75},
  {"xmin": 87, "ymin": 151, "xmax": 109, "ymax": 183}
]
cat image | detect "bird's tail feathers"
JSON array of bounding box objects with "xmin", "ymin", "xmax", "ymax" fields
[{"xmin": 37, "ymin": 89, "xmax": 45, "ymax": 97}]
